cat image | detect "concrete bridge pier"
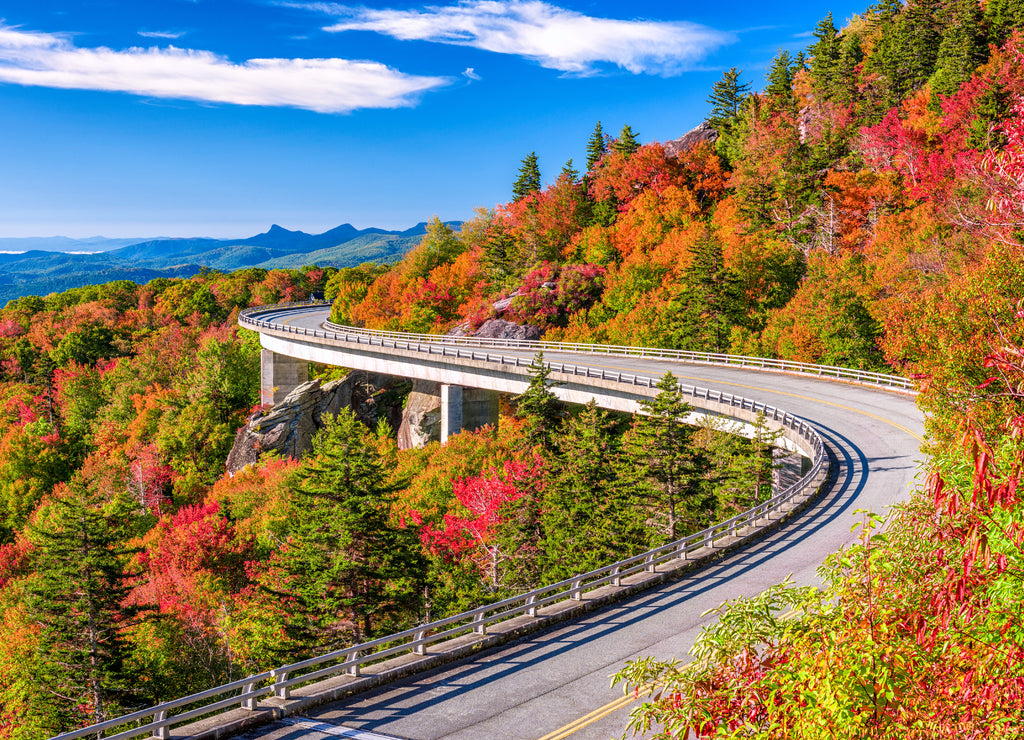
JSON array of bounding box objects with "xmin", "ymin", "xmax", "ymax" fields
[
  {"xmin": 441, "ymin": 384, "xmax": 500, "ymax": 443},
  {"xmin": 260, "ymin": 349, "xmax": 309, "ymax": 406}
]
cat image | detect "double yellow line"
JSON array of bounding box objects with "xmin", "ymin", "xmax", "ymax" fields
[{"xmin": 536, "ymin": 692, "xmax": 638, "ymax": 740}]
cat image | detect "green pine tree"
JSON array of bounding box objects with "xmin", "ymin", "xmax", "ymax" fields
[
  {"xmin": 809, "ymin": 13, "xmax": 841, "ymax": 95},
  {"xmin": 622, "ymin": 373, "xmax": 703, "ymax": 541},
  {"xmin": 701, "ymin": 414, "xmax": 781, "ymax": 517},
  {"xmin": 930, "ymin": 0, "xmax": 986, "ymax": 97},
  {"xmin": 613, "ymin": 124, "xmax": 640, "ymax": 156},
  {"xmin": 24, "ymin": 479, "xmax": 147, "ymax": 733},
  {"xmin": 513, "ymin": 152, "xmax": 542, "ymax": 202},
  {"xmin": 833, "ymin": 32, "xmax": 865, "ymax": 105},
  {"xmin": 707, "ymin": 67, "xmax": 751, "ymax": 132},
  {"xmin": 586, "ymin": 121, "xmax": 608, "ymax": 172},
  {"xmin": 514, "ymin": 352, "xmax": 564, "ymax": 453},
  {"xmin": 665, "ymin": 233, "xmax": 749, "ymax": 352},
  {"xmin": 764, "ymin": 49, "xmax": 795, "ymax": 107},
  {"xmin": 263, "ymin": 409, "xmax": 425, "ymax": 651},
  {"xmin": 894, "ymin": 0, "xmax": 943, "ymax": 99},
  {"xmin": 706, "ymin": 68, "xmax": 751, "ymax": 165},
  {"xmin": 983, "ymin": 0, "xmax": 1024, "ymax": 47},
  {"xmin": 560, "ymin": 158, "xmax": 580, "ymax": 182},
  {"xmin": 539, "ymin": 400, "xmax": 648, "ymax": 582}
]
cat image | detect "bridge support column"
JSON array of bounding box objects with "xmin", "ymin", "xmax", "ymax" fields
[
  {"xmin": 441, "ymin": 385, "xmax": 500, "ymax": 444},
  {"xmin": 773, "ymin": 447, "xmax": 810, "ymax": 492},
  {"xmin": 260, "ymin": 349, "xmax": 308, "ymax": 407}
]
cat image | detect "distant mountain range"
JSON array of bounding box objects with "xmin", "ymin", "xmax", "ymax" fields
[{"xmin": 0, "ymin": 222, "xmax": 459, "ymax": 304}]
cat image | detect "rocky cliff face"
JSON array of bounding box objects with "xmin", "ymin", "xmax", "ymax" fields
[
  {"xmin": 663, "ymin": 121, "xmax": 719, "ymax": 157},
  {"xmin": 225, "ymin": 371, "xmax": 405, "ymax": 472},
  {"xmin": 396, "ymin": 379, "xmax": 442, "ymax": 449}
]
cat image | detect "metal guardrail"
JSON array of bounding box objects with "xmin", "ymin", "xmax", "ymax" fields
[
  {"xmin": 237, "ymin": 301, "xmax": 915, "ymax": 392},
  {"xmin": 55, "ymin": 302, "xmax": 836, "ymax": 740}
]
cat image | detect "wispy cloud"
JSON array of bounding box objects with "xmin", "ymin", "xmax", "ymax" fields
[
  {"xmin": 462, "ymin": 66, "xmax": 480, "ymax": 80},
  {"xmin": 0, "ymin": 25, "xmax": 449, "ymax": 112},
  {"xmin": 307, "ymin": 1, "xmax": 733, "ymax": 75},
  {"xmin": 138, "ymin": 30, "xmax": 187, "ymax": 39}
]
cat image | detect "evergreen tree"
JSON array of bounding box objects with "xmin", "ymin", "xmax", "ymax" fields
[
  {"xmin": 483, "ymin": 218, "xmax": 516, "ymax": 285},
  {"xmin": 585, "ymin": 121, "xmax": 608, "ymax": 172},
  {"xmin": 706, "ymin": 68, "xmax": 751, "ymax": 165},
  {"xmin": 764, "ymin": 49, "xmax": 795, "ymax": 107},
  {"xmin": 894, "ymin": 0, "xmax": 943, "ymax": 99},
  {"xmin": 984, "ymin": 0, "xmax": 1024, "ymax": 46},
  {"xmin": 809, "ymin": 13, "xmax": 841, "ymax": 95},
  {"xmin": 703, "ymin": 414, "xmax": 781, "ymax": 516},
  {"xmin": 560, "ymin": 158, "xmax": 580, "ymax": 182},
  {"xmin": 514, "ymin": 352, "xmax": 563, "ymax": 453},
  {"xmin": 665, "ymin": 233, "xmax": 748, "ymax": 352},
  {"xmin": 622, "ymin": 373, "xmax": 703, "ymax": 541},
  {"xmin": 24, "ymin": 479, "xmax": 146, "ymax": 733},
  {"xmin": 539, "ymin": 400, "xmax": 648, "ymax": 581},
  {"xmin": 931, "ymin": 0, "xmax": 986, "ymax": 97},
  {"xmin": 863, "ymin": 10, "xmax": 901, "ymax": 113},
  {"xmin": 833, "ymin": 32, "xmax": 865, "ymax": 105},
  {"xmin": 512, "ymin": 152, "xmax": 541, "ymax": 202},
  {"xmin": 262, "ymin": 410, "xmax": 425, "ymax": 651},
  {"xmin": 707, "ymin": 67, "xmax": 751, "ymax": 132},
  {"xmin": 613, "ymin": 124, "xmax": 640, "ymax": 156}
]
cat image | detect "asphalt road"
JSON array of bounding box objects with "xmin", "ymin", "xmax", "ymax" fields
[{"xmin": 238, "ymin": 306, "xmax": 924, "ymax": 740}]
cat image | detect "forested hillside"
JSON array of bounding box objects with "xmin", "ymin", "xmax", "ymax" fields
[{"xmin": 0, "ymin": 0, "xmax": 1022, "ymax": 736}]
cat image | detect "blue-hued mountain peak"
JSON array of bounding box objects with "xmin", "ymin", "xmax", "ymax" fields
[{"xmin": 0, "ymin": 219, "xmax": 463, "ymax": 304}]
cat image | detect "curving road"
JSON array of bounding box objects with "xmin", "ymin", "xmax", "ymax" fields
[{"xmin": 238, "ymin": 306, "xmax": 924, "ymax": 740}]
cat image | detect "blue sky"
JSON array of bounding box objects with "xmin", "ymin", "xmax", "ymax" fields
[{"xmin": 0, "ymin": 0, "xmax": 867, "ymax": 238}]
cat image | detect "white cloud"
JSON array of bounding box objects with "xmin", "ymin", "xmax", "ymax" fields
[
  {"xmin": 138, "ymin": 30, "xmax": 187, "ymax": 39},
  {"xmin": 0, "ymin": 25, "xmax": 449, "ymax": 112},
  {"xmin": 463, "ymin": 66, "xmax": 480, "ymax": 80},
  {"xmin": 318, "ymin": 1, "xmax": 734, "ymax": 75}
]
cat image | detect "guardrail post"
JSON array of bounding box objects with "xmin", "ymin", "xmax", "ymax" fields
[
  {"xmin": 611, "ymin": 565, "xmax": 621, "ymax": 587},
  {"xmin": 348, "ymin": 649, "xmax": 362, "ymax": 676},
  {"xmin": 644, "ymin": 553, "xmax": 656, "ymax": 573},
  {"xmin": 413, "ymin": 629, "xmax": 428, "ymax": 655},
  {"xmin": 473, "ymin": 612, "xmax": 487, "ymax": 635},
  {"xmin": 241, "ymin": 677, "xmax": 259, "ymax": 710},
  {"xmin": 272, "ymin": 668, "xmax": 291, "ymax": 699},
  {"xmin": 571, "ymin": 578, "xmax": 583, "ymax": 600},
  {"xmin": 526, "ymin": 594, "xmax": 538, "ymax": 617},
  {"xmin": 152, "ymin": 710, "xmax": 169, "ymax": 739}
]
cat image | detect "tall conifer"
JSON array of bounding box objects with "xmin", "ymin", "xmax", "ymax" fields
[
  {"xmin": 25, "ymin": 480, "xmax": 145, "ymax": 732},
  {"xmin": 513, "ymin": 152, "xmax": 541, "ymax": 202},
  {"xmin": 622, "ymin": 373, "xmax": 702, "ymax": 541},
  {"xmin": 514, "ymin": 352, "xmax": 563, "ymax": 453},
  {"xmin": 262, "ymin": 410, "xmax": 424, "ymax": 651},
  {"xmin": 539, "ymin": 400, "xmax": 647, "ymax": 581},
  {"xmin": 613, "ymin": 124, "xmax": 640, "ymax": 156},
  {"xmin": 586, "ymin": 121, "xmax": 608, "ymax": 171}
]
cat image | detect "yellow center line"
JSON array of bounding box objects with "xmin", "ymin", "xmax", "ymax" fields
[{"xmin": 536, "ymin": 692, "xmax": 638, "ymax": 740}]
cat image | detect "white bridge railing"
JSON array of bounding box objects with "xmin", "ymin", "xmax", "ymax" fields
[
  {"xmin": 54, "ymin": 300, "xmax": 869, "ymax": 740},
  {"xmin": 240, "ymin": 301, "xmax": 914, "ymax": 393}
]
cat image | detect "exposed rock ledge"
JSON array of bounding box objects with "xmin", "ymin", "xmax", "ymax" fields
[{"xmin": 226, "ymin": 371, "xmax": 401, "ymax": 473}]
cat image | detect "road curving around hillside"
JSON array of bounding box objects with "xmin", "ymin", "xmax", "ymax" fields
[
  {"xmin": 229, "ymin": 304, "xmax": 923, "ymax": 740},
  {"xmin": 52, "ymin": 304, "xmax": 924, "ymax": 740}
]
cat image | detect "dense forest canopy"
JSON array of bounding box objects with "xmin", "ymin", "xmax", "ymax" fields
[{"xmin": 1, "ymin": 0, "xmax": 1023, "ymax": 736}]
